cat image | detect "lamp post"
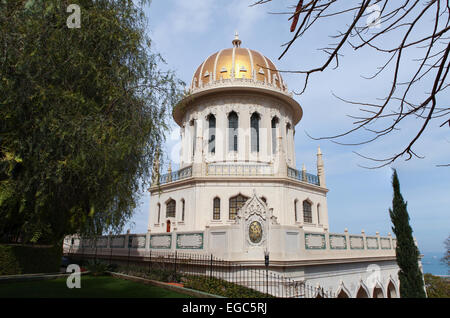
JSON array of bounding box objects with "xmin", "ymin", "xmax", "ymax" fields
[{"xmin": 264, "ymin": 249, "xmax": 269, "ymax": 297}]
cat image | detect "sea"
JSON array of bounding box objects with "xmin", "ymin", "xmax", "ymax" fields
[{"xmin": 421, "ymin": 252, "xmax": 448, "ymax": 276}]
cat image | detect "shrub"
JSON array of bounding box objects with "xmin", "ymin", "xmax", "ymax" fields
[
  {"xmin": 424, "ymin": 273, "xmax": 450, "ymax": 298},
  {"xmin": 85, "ymin": 259, "xmax": 110, "ymax": 276},
  {"xmin": 0, "ymin": 244, "xmax": 62, "ymax": 275},
  {"xmin": 183, "ymin": 275, "xmax": 272, "ymax": 298}
]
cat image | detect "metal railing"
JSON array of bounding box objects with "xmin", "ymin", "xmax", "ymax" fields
[
  {"xmin": 287, "ymin": 167, "xmax": 320, "ymax": 186},
  {"xmin": 157, "ymin": 165, "xmax": 192, "ymax": 185},
  {"xmin": 65, "ymin": 248, "xmax": 334, "ymax": 298}
]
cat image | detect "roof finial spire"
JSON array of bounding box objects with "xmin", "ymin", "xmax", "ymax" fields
[{"xmin": 232, "ymin": 30, "xmax": 241, "ymax": 48}]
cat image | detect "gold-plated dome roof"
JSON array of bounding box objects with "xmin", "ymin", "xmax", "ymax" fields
[
  {"xmin": 191, "ymin": 34, "xmax": 285, "ymax": 90},
  {"xmin": 174, "ymin": 34, "xmax": 302, "ymax": 127}
]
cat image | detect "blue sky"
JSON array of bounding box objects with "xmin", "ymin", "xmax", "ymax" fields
[{"xmin": 125, "ymin": 0, "xmax": 449, "ymax": 254}]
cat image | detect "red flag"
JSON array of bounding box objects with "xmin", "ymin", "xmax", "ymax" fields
[{"xmin": 290, "ymin": 0, "xmax": 303, "ymax": 32}]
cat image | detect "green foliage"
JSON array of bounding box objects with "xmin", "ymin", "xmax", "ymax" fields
[
  {"xmin": 85, "ymin": 259, "xmax": 111, "ymax": 276},
  {"xmin": 441, "ymin": 235, "xmax": 450, "ymax": 271},
  {"xmin": 119, "ymin": 264, "xmax": 182, "ymax": 283},
  {"xmin": 114, "ymin": 263, "xmax": 270, "ymax": 297},
  {"xmin": 183, "ymin": 275, "xmax": 272, "ymax": 298},
  {"xmin": 0, "ymin": 0, "xmax": 183, "ymax": 244},
  {"xmin": 389, "ymin": 169, "xmax": 426, "ymax": 298},
  {"xmin": 424, "ymin": 274, "xmax": 450, "ymax": 298},
  {"xmin": 0, "ymin": 244, "xmax": 62, "ymax": 275}
]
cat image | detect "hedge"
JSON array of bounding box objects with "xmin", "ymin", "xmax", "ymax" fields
[{"xmin": 0, "ymin": 244, "xmax": 62, "ymax": 275}]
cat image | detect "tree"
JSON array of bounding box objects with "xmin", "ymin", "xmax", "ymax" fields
[
  {"xmin": 0, "ymin": 0, "xmax": 183, "ymax": 244},
  {"xmin": 252, "ymin": 0, "xmax": 449, "ymax": 167},
  {"xmin": 424, "ymin": 273, "xmax": 450, "ymax": 298},
  {"xmin": 442, "ymin": 235, "xmax": 450, "ymax": 272},
  {"xmin": 389, "ymin": 169, "xmax": 426, "ymax": 298}
]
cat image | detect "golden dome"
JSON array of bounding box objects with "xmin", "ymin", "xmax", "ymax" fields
[
  {"xmin": 191, "ymin": 34, "xmax": 286, "ymax": 90},
  {"xmin": 174, "ymin": 33, "xmax": 302, "ymax": 127}
]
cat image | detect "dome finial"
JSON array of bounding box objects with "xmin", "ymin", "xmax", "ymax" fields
[{"xmin": 232, "ymin": 30, "xmax": 241, "ymax": 48}]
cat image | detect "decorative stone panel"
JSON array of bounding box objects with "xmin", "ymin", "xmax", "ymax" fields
[
  {"xmin": 329, "ymin": 234, "xmax": 347, "ymax": 250},
  {"xmin": 380, "ymin": 238, "xmax": 392, "ymax": 249},
  {"xmin": 366, "ymin": 236, "xmax": 379, "ymax": 249},
  {"xmin": 95, "ymin": 237, "xmax": 108, "ymax": 248},
  {"xmin": 130, "ymin": 235, "xmax": 146, "ymax": 248},
  {"xmin": 349, "ymin": 235, "xmax": 364, "ymax": 249},
  {"xmin": 176, "ymin": 233, "xmax": 204, "ymax": 249},
  {"xmin": 305, "ymin": 233, "xmax": 326, "ymax": 249},
  {"xmin": 150, "ymin": 234, "xmax": 172, "ymax": 249},
  {"xmin": 111, "ymin": 235, "xmax": 126, "ymax": 248},
  {"xmin": 81, "ymin": 238, "xmax": 93, "ymax": 248}
]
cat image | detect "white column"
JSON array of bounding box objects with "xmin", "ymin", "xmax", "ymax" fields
[{"xmin": 317, "ymin": 146, "xmax": 326, "ymax": 187}]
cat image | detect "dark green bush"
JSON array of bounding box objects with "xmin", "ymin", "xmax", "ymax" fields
[
  {"xmin": 85, "ymin": 259, "xmax": 110, "ymax": 276},
  {"xmin": 0, "ymin": 244, "xmax": 62, "ymax": 275},
  {"xmin": 183, "ymin": 276, "xmax": 272, "ymax": 298},
  {"xmin": 424, "ymin": 273, "xmax": 450, "ymax": 298}
]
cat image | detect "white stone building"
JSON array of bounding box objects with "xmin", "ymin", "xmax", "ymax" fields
[{"xmin": 144, "ymin": 34, "xmax": 407, "ymax": 298}]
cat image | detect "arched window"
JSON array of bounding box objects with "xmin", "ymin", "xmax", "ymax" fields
[
  {"xmin": 271, "ymin": 117, "xmax": 278, "ymax": 154},
  {"xmin": 190, "ymin": 119, "xmax": 196, "ymax": 156},
  {"xmin": 157, "ymin": 203, "xmax": 161, "ymax": 223},
  {"xmin": 213, "ymin": 197, "xmax": 220, "ymax": 220},
  {"xmin": 337, "ymin": 289, "xmax": 349, "ymax": 298},
  {"xmin": 294, "ymin": 199, "xmax": 298, "ymax": 222},
  {"xmin": 250, "ymin": 112, "xmax": 260, "ymax": 152},
  {"xmin": 228, "ymin": 111, "xmax": 238, "ymax": 152},
  {"xmin": 207, "ymin": 114, "xmax": 216, "ymax": 154},
  {"xmin": 166, "ymin": 199, "xmax": 176, "ymax": 218},
  {"xmin": 356, "ymin": 286, "xmax": 369, "ymax": 298},
  {"xmin": 229, "ymin": 194, "xmax": 248, "ymax": 220},
  {"xmin": 317, "ymin": 204, "xmax": 321, "ymax": 225},
  {"xmin": 286, "ymin": 123, "xmax": 291, "ymax": 159},
  {"xmin": 181, "ymin": 199, "xmax": 185, "ymax": 221},
  {"xmin": 387, "ymin": 281, "xmax": 397, "ymax": 298},
  {"xmin": 303, "ymin": 200, "xmax": 312, "ymax": 223},
  {"xmin": 260, "ymin": 197, "xmax": 267, "ymax": 204}
]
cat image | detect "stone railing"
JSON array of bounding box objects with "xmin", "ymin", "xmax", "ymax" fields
[
  {"xmin": 64, "ymin": 231, "xmax": 205, "ymax": 253},
  {"xmin": 190, "ymin": 77, "xmax": 292, "ymax": 97},
  {"xmin": 64, "ymin": 229, "xmax": 397, "ymax": 262},
  {"xmin": 303, "ymin": 231, "xmax": 396, "ymax": 254},
  {"xmin": 287, "ymin": 166, "xmax": 320, "ymax": 186},
  {"xmin": 207, "ymin": 163, "xmax": 273, "ymax": 176}
]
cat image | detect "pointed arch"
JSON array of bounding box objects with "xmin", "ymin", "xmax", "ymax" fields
[
  {"xmin": 228, "ymin": 111, "xmax": 238, "ymax": 152},
  {"xmin": 207, "ymin": 114, "xmax": 216, "ymax": 154},
  {"xmin": 157, "ymin": 203, "xmax": 161, "ymax": 223},
  {"xmin": 166, "ymin": 198, "xmax": 176, "ymax": 218},
  {"xmin": 213, "ymin": 197, "xmax": 221, "ymax": 220},
  {"xmin": 355, "ymin": 282, "xmax": 370, "ymax": 298},
  {"xmin": 250, "ymin": 112, "xmax": 260, "ymax": 152},
  {"xmin": 271, "ymin": 116, "xmax": 279, "ymax": 154},
  {"xmin": 294, "ymin": 199, "xmax": 298, "ymax": 222},
  {"xmin": 180, "ymin": 198, "xmax": 185, "ymax": 222},
  {"xmin": 372, "ymin": 282, "xmax": 385, "ymax": 298},
  {"xmin": 336, "ymin": 283, "xmax": 351, "ymax": 298},
  {"xmin": 386, "ymin": 279, "xmax": 399, "ymax": 298},
  {"xmin": 317, "ymin": 203, "xmax": 321, "ymax": 225},
  {"xmin": 302, "ymin": 199, "xmax": 313, "ymax": 224},
  {"xmin": 229, "ymin": 193, "xmax": 248, "ymax": 220}
]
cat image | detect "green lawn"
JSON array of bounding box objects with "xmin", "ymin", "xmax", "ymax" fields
[{"xmin": 0, "ymin": 275, "xmax": 192, "ymax": 298}]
